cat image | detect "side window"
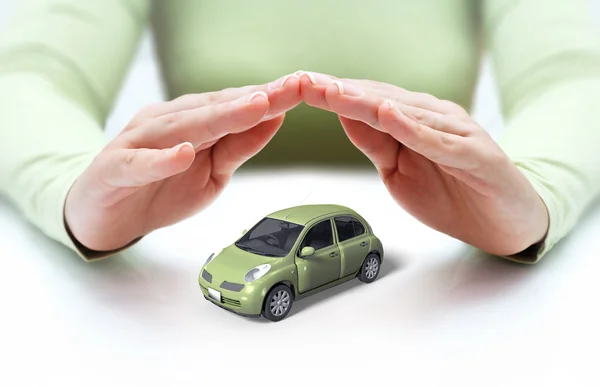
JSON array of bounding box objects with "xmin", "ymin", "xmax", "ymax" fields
[
  {"xmin": 334, "ymin": 216, "xmax": 355, "ymax": 242},
  {"xmin": 300, "ymin": 220, "xmax": 333, "ymax": 251},
  {"xmin": 335, "ymin": 216, "xmax": 366, "ymax": 242},
  {"xmin": 352, "ymin": 218, "xmax": 365, "ymax": 236}
]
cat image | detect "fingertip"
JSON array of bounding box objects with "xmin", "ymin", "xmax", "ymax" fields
[
  {"xmin": 247, "ymin": 91, "xmax": 271, "ymax": 113},
  {"xmin": 281, "ymin": 73, "xmax": 301, "ymax": 91},
  {"xmin": 247, "ymin": 91, "xmax": 269, "ymax": 104},
  {"xmin": 167, "ymin": 141, "xmax": 195, "ymax": 168},
  {"xmin": 378, "ymin": 100, "xmax": 404, "ymax": 125},
  {"xmin": 298, "ymin": 75, "xmax": 315, "ymax": 99},
  {"xmin": 167, "ymin": 141, "xmax": 191, "ymax": 156},
  {"xmin": 378, "ymin": 101, "xmax": 418, "ymax": 145}
]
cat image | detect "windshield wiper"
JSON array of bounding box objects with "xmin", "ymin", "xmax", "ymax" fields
[
  {"xmin": 260, "ymin": 253, "xmax": 282, "ymax": 257},
  {"xmin": 236, "ymin": 244, "xmax": 281, "ymax": 257},
  {"xmin": 236, "ymin": 244, "xmax": 265, "ymax": 254}
]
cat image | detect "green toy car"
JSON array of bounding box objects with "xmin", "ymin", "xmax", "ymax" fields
[{"xmin": 198, "ymin": 204, "xmax": 384, "ymax": 321}]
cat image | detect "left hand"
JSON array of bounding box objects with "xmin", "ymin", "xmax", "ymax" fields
[
  {"xmin": 65, "ymin": 75, "xmax": 301, "ymax": 252},
  {"xmin": 297, "ymin": 71, "xmax": 549, "ymax": 257}
]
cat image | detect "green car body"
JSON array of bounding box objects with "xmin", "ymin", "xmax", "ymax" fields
[{"xmin": 198, "ymin": 204, "xmax": 384, "ymax": 321}]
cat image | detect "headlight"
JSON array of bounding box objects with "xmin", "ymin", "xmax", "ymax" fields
[
  {"xmin": 244, "ymin": 264, "xmax": 271, "ymax": 283},
  {"xmin": 203, "ymin": 253, "xmax": 215, "ymax": 267}
]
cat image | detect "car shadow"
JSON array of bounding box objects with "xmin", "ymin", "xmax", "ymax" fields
[{"xmin": 287, "ymin": 250, "xmax": 404, "ymax": 317}]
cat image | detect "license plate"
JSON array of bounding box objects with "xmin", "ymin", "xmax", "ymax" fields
[{"xmin": 208, "ymin": 287, "xmax": 221, "ymax": 302}]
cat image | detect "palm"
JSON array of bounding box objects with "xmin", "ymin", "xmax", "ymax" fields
[
  {"xmin": 387, "ymin": 147, "xmax": 490, "ymax": 239},
  {"xmin": 338, "ymin": 109, "xmax": 545, "ymax": 256},
  {"xmin": 122, "ymin": 149, "xmax": 223, "ymax": 234},
  {"xmin": 100, "ymin": 116, "xmax": 284, "ymax": 244},
  {"xmin": 65, "ymin": 76, "xmax": 300, "ymax": 252}
]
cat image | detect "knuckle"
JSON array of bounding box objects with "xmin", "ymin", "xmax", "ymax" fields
[
  {"xmin": 163, "ymin": 112, "xmax": 182, "ymax": 132},
  {"xmin": 203, "ymin": 118, "xmax": 219, "ymax": 138},
  {"xmin": 408, "ymin": 122, "xmax": 425, "ymax": 142},
  {"xmin": 125, "ymin": 150, "xmax": 137, "ymax": 166},
  {"xmin": 206, "ymin": 91, "xmax": 220, "ymax": 104},
  {"xmin": 440, "ymin": 132, "xmax": 458, "ymax": 149},
  {"xmin": 412, "ymin": 109, "xmax": 426, "ymax": 123},
  {"xmin": 435, "ymin": 133, "xmax": 464, "ymax": 162}
]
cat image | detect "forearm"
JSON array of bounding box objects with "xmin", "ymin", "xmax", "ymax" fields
[
  {"xmin": 0, "ymin": 0, "xmax": 150, "ymax": 259},
  {"xmin": 498, "ymin": 77, "xmax": 600, "ymax": 262},
  {"xmin": 483, "ymin": 0, "xmax": 600, "ymax": 262},
  {"xmin": 0, "ymin": 73, "xmax": 106, "ymax": 255}
]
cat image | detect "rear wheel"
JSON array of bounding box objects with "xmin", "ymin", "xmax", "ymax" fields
[
  {"xmin": 263, "ymin": 284, "xmax": 294, "ymax": 322},
  {"xmin": 358, "ymin": 254, "xmax": 381, "ymax": 283}
]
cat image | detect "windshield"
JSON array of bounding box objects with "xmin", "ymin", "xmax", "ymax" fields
[{"xmin": 236, "ymin": 217, "xmax": 304, "ymax": 257}]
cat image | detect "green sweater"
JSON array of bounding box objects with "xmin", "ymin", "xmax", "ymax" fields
[{"xmin": 1, "ymin": 0, "xmax": 599, "ymax": 263}]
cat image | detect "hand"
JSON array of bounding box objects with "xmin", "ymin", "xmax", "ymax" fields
[
  {"xmin": 65, "ymin": 74, "xmax": 301, "ymax": 252},
  {"xmin": 298, "ymin": 71, "xmax": 549, "ymax": 256}
]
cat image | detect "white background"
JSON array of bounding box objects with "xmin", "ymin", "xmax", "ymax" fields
[{"xmin": 1, "ymin": 1, "xmax": 600, "ymax": 386}]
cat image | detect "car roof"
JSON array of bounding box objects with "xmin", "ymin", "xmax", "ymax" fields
[{"xmin": 267, "ymin": 204, "xmax": 356, "ymax": 226}]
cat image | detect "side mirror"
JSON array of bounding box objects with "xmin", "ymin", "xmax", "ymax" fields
[
  {"xmin": 242, "ymin": 229, "xmax": 247, "ymax": 236},
  {"xmin": 300, "ymin": 246, "xmax": 315, "ymax": 258}
]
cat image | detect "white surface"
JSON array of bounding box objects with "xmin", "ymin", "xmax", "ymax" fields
[
  {"xmin": 2, "ymin": 172, "xmax": 600, "ymax": 386},
  {"xmin": 2, "ymin": 1, "xmax": 600, "ymax": 386}
]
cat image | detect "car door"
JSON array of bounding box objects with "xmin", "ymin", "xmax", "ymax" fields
[
  {"xmin": 295, "ymin": 218, "xmax": 340, "ymax": 293},
  {"xmin": 334, "ymin": 216, "xmax": 370, "ymax": 277}
]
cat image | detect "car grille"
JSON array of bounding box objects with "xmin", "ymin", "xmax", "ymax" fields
[
  {"xmin": 201, "ymin": 283, "xmax": 242, "ymax": 308},
  {"xmin": 220, "ymin": 281, "xmax": 244, "ymax": 292},
  {"xmin": 201, "ymin": 269, "xmax": 212, "ymax": 283},
  {"xmin": 222, "ymin": 296, "xmax": 241, "ymax": 307}
]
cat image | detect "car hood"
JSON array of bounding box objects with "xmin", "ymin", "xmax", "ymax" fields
[{"xmin": 203, "ymin": 244, "xmax": 275, "ymax": 283}]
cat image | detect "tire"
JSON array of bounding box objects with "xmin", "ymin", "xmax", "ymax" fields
[
  {"xmin": 358, "ymin": 253, "xmax": 381, "ymax": 283},
  {"xmin": 262, "ymin": 284, "xmax": 294, "ymax": 322}
]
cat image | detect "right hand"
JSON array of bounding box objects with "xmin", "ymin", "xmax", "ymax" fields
[
  {"xmin": 65, "ymin": 74, "xmax": 301, "ymax": 252},
  {"xmin": 299, "ymin": 71, "xmax": 549, "ymax": 257}
]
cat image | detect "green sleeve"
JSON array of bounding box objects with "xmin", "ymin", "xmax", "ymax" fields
[
  {"xmin": 0, "ymin": 0, "xmax": 150, "ymax": 260},
  {"xmin": 484, "ymin": 0, "xmax": 600, "ymax": 263}
]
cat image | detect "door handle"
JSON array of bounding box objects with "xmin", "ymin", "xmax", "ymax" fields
[
  {"xmin": 329, "ymin": 252, "xmax": 338, "ymax": 257},
  {"xmin": 360, "ymin": 241, "xmax": 368, "ymax": 247}
]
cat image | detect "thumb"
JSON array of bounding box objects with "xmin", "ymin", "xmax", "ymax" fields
[{"xmin": 101, "ymin": 142, "xmax": 196, "ymax": 188}]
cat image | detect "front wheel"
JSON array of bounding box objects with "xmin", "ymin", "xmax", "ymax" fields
[
  {"xmin": 263, "ymin": 284, "xmax": 294, "ymax": 322},
  {"xmin": 358, "ymin": 254, "xmax": 381, "ymax": 283}
]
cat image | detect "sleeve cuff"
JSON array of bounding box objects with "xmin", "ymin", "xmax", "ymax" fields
[
  {"xmin": 49, "ymin": 153, "xmax": 142, "ymax": 262},
  {"xmin": 497, "ymin": 163, "xmax": 561, "ymax": 264}
]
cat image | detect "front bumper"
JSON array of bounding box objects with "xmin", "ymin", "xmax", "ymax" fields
[{"xmin": 198, "ymin": 269, "xmax": 267, "ymax": 316}]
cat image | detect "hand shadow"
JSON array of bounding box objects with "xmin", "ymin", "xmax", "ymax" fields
[
  {"xmin": 1, "ymin": 198, "xmax": 192, "ymax": 329},
  {"xmin": 385, "ymin": 198, "xmax": 600, "ymax": 327}
]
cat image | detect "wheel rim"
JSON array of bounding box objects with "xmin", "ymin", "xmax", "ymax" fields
[
  {"xmin": 365, "ymin": 257, "xmax": 379, "ymax": 279},
  {"xmin": 270, "ymin": 290, "xmax": 291, "ymax": 316}
]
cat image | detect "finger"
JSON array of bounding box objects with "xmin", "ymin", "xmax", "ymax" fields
[
  {"xmin": 324, "ymin": 80, "xmax": 385, "ymax": 130},
  {"xmin": 395, "ymin": 104, "xmax": 474, "ymax": 136},
  {"xmin": 301, "ymin": 71, "xmax": 464, "ymax": 115},
  {"xmin": 349, "ymin": 80, "xmax": 464, "ymax": 115},
  {"xmin": 102, "ymin": 142, "xmax": 196, "ymax": 188},
  {"xmin": 211, "ymin": 114, "xmax": 285, "ymax": 177},
  {"xmin": 130, "ymin": 91, "xmax": 271, "ymax": 149},
  {"xmin": 298, "ymin": 70, "xmax": 338, "ymax": 110},
  {"xmin": 323, "ymin": 81, "xmax": 474, "ymax": 137},
  {"xmin": 263, "ymin": 74, "xmax": 302, "ymax": 120},
  {"xmin": 378, "ymin": 100, "xmax": 477, "ymax": 169},
  {"xmin": 131, "ymin": 74, "xmax": 301, "ymax": 124},
  {"xmin": 338, "ymin": 116, "xmax": 399, "ymax": 175}
]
